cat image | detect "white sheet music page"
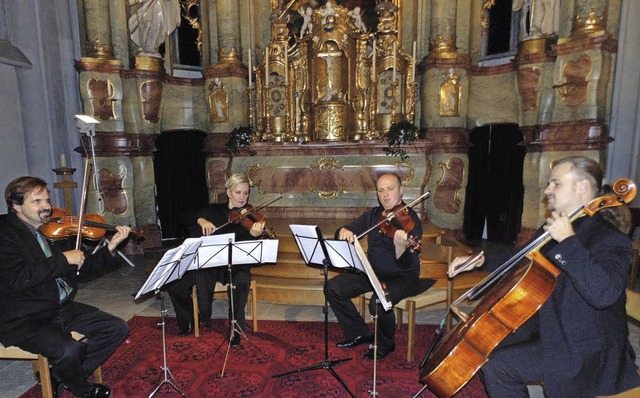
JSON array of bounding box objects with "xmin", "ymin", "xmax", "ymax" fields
[
  {"xmin": 289, "ymin": 224, "xmax": 326, "ymax": 266},
  {"xmin": 194, "ymin": 233, "xmax": 236, "ymax": 269},
  {"xmin": 353, "ymin": 238, "xmax": 393, "ymax": 311}
]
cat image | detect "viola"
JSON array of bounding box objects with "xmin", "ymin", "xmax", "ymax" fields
[
  {"xmin": 378, "ymin": 204, "xmax": 422, "ymax": 253},
  {"xmin": 227, "ymin": 205, "xmax": 277, "ymax": 239},
  {"xmin": 39, "ymin": 207, "xmax": 144, "ymax": 241}
]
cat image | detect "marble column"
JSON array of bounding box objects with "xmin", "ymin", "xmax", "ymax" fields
[
  {"xmin": 216, "ymin": 0, "xmax": 242, "ymax": 64},
  {"xmin": 428, "ymin": 0, "xmax": 457, "ymax": 56},
  {"xmin": 81, "ymin": 0, "xmax": 114, "ymax": 60},
  {"xmin": 572, "ymin": 0, "xmax": 608, "ymax": 36}
]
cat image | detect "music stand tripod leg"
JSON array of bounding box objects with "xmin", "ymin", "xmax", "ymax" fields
[
  {"xmin": 368, "ymin": 299, "xmax": 380, "ymax": 397},
  {"xmin": 220, "ymin": 262, "xmax": 248, "ymax": 378},
  {"xmin": 149, "ymin": 291, "xmax": 186, "ymax": 398},
  {"xmin": 271, "ymin": 258, "xmax": 355, "ymax": 398}
]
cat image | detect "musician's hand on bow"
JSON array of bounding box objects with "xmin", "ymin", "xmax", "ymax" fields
[
  {"xmin": 543, "ymin": 211, "xmax": 575, "ymax": 243},
  {"xmin": 338, "ymin": 228, "xmax": 355, "ymax": 243},
  {"xmin": 197, "ymin": 217, "xmax": 217, "ymax": 236},
  {"xmin": 64, "ymin": 249, "xmax": 86, "ymax": 269},
  {"xmin": 393, "ymin": 229, "xmax": 409, "ymax": 258},
  {"xmin": 249, "ymin": 220, "xmax": 266, "ymax": 237},
  {"xmin": 107, "ymin": 226, "xmax": 131, "ymax": 251},
  {"xmin": 448, "ymin": 253, "xmax": 485, "ymax": 278}
]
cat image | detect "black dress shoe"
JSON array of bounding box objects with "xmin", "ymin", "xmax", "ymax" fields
[
  {"xmin": 230, "ymin": 332, "xmax": 241, "ymax": 347},
  {"xmin": 177, "ymin": 326, "xmax": 193, "ymax": 337},
  {"xmin": 336, "ymin": 334, "xmax": 374, "ymax": 348},
  {"xmin": 363, "ymin": 344, "xmax": 395, "ymax": 360},
  {"xmin": 83, "ymin": 383, "xmax": 111, "ymax": 398},
  {"xmin": 51, "ymin": 376, "xmax": 64, "ymax": 398}
]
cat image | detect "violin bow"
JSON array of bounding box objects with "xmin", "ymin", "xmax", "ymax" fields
[
  {"xmin": 355, "ymin": 190, "xmax": 431, "ymax": 240},
  {"xmin": 217, "ymin": 194, "xmax": 283, "ymax": 230}
]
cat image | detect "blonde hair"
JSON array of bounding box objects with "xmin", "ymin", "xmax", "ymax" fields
[{"xmin": 224, "ymin": 173, "xmax": 250, "ymax": 190}]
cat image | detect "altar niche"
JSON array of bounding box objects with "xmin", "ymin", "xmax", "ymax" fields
[{"xmin": 252, "ymin": 0, "xmax": 417, "ymax": 143}]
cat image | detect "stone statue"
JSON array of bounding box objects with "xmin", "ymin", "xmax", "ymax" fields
[
  {"xmin": 298, "ymin": 7, "xmax": 313, "ymax": 39},
  {"xmin": 321, "ymin": 1, "xmax": 336, "ymax": 25},
  {"xmin": 128, "ymin": 0, "xmax": 181, "ymax": 57},
  {"xmin": 513, "ymin": 0, "xmax": 559, "ymax": 38},
  {"xmin": 349, "ymin": 6, "xmax": 367, "ymax": 32}
]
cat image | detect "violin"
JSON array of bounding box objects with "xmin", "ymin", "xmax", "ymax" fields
[
  {"xmin": 227, "ymin": 205, "xmax": 277, "ymax": 239},
  {"xmin": 378, "ymin": 204, "xmax": 421, "ymax": 253},
  {"xmin": 39, "ymin": 207, "xmax": 144, "ymax": 241}
]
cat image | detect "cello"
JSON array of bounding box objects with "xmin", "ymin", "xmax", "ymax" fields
[{"xmin": 418, "ymin": 178, "xmax": 637, "ymax": 398}]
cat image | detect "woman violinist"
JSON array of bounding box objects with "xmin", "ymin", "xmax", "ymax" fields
[
  {"xmin": 446, "ymin": 157, "xmax": 640, "ymax": 397},
  {"xmin": 166, "ymin": 174, "xmax": 266, "ymax": 345}
]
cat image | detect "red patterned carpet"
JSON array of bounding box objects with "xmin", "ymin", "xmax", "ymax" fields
[{"xmin": 22, "ymin": 316, "xmax": 488, "ymax": 397}]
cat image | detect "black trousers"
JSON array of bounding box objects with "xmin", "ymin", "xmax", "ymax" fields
[
  {"xmin": 14, "ymin": 301, "xmax": 128, "ymax": 396},
  {"xmin": 324, "ymin": 271, "xmax": 419, "ymax": 350},
  {"xmin": 166, "ymin": 266, "xmax": 251, "ymax": 332}
]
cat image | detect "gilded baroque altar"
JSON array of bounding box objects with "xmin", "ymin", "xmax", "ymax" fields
[{"xmin": 252, "ymin": 0, "xmax": 416, "ymax": 143}]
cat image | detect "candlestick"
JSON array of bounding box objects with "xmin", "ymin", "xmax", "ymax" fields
[
  {"xmin": 284, "ymin": 44, "xmax": 288, "ymax": 85},
  {"xmin": 372, "ymin": 39, "xmax": 376, "ymax": 80},
  {"xmin": 412, "ymin": 41, "xmax": 417, "ymax": 83},
  {"xmin": 392, "ymin": 42, "xmax": 397, "ymax": 82},
  {"xmin": 248, "ymin": 50, "xmax": 252, "ymax": 87},
  {"xmin": 265, "ymin": 48, "xmax": 269, "ymax": 87},
  {"xmin": 60, "ymin": 154, "xmax": 67, "ymax": 167}
]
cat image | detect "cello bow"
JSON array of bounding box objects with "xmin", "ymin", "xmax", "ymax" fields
[{"xmin": 419, "ymin": 178, "xmax": 637, "ymax": 398}]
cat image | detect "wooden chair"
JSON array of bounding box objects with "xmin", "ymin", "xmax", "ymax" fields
[
  {"xmin": 0, "ymin": 331, "xmax": 103, "ymax": 398},
  {"xmin": 191, "ymin": 280, "xmax": 258, "ymax": 337},
  {"xmin": 592, "ymin": 289, "xmax": 640, "ymax": 398}
]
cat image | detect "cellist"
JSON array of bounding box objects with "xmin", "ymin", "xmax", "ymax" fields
[{"xmin": 449, "ymin": 157, "xmax": 640, "ymax": 397}]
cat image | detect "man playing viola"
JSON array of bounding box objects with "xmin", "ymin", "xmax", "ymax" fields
[
  {"xmin": 448, "ymin": 157, "xmax": 640, "ymax": 397},
  {"xmin": 325, "ymin": 173, "xmax": 426, "ymax": 360},
  {"xmin": 167, "ymin": 173, "xmax": 265, "ymax": 345},
  {"xmin": 0, "ymin": 176, "xmax": 131, "ymax": 398}
]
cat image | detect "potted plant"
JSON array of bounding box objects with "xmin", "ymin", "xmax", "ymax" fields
[
  {"xmin": 224, "ymin": 126, "xmax": 257, "ymax": 156},
  {"xmin": 382, "ymin": 121, "xmax": 419, "ymax": 161}
]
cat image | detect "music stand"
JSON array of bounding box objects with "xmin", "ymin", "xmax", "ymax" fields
[
  {"xmin": 271, "ymin": 225, "xmax": 356, "ymax": 398},
  {"xmin": 189, "ymin": 235, "xmax": 279, "ymax": 377},
  {"xmin": 135, "ymin": 238, "xmax": 201, "ymax": 397}
]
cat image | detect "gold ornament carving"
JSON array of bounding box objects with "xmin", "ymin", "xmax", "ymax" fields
[
  {"xmin": 553, "ymin": 56, "xmax": 591, "ymax": 107},
  {"xmin": 438, "ymin": 69, "xmax": 461, "ymax": 117},
  {"xmin": 208, "ymin": 79, "xmax": 229, "ymax": 123}
]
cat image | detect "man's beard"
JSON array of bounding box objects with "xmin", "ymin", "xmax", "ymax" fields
[{"xmin": 38, "ymin": 210, "xmax": 52, "ymax": 224}]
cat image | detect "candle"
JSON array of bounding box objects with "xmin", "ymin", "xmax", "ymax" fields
[
  {"xmin": 248, "ymin": 50, "xmax": 252, "ymax": 87},
  {"xmin": 284, "ymin": 44, "xmax": 288, "ymax": 85},
  {"xmin": 412, "ymin": 41, "xmax": 417, "ymax": 83},
  {"xmin": 60, "ymin": 154, "xmax": 67, "ymax": 167},
  {"xmin": 392, "ymin": 42, "xmax": 397, "ymax": 82},
  {"xmin": 265, "ymin": 48, "xmax": 269, "ymax": 87},
  {"xmin": 372, "ymin": 39, "xmax": 376, "ymax": 80}
]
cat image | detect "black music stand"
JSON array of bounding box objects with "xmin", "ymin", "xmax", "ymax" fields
[
  {"xmin": 271, "ymin": 225, "xmax": 356, "ymax": 398},
  {"xmin": 190, "ymin": 235, "xmax": 279, "ymax": 377},
  {"xmin": 135, "ymin": 239, "xmax": 201, "ymax": 397}
]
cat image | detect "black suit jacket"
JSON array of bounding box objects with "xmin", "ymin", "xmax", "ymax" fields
[
  {"xmin": 0, "ymin": 213, "xmax": 117, "ymax": 346},
  {"xmin": 489, "ymin": 213, "xmax": 640, "ymax": 396}
]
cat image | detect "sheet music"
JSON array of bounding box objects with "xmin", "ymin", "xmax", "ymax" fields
[
  {"xmin": 289, "ymin": 224, "xmax": 327, "ymax": 266},
  {"xmin": 323, "ymin": 239, "xmax": 364, "ymax": 272},
  {"xmin": 192, "ymin": 233, "xmax": 236, "ymax": 269},
  {"xmin": 353, "ymin": 238, "xmax": 392, "ymax": 311},
  {"xmin": 135, "ymin": 238, "xmax": 203, "ymax": 299},
  {"xmin": 229, "ymin": 240, "xmax": 279, "ymax": 265}
]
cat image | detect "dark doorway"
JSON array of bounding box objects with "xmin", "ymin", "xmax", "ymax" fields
[
  {"xmin": 154, "ymin": 130, "xmax": 209, "ymax": 240},
  {"xmin": 463, "ymin": 124, "xmax": 525, "ymax": 245}
]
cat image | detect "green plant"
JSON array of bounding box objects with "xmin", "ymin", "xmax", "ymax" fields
[
  {"xmin": 224, "ymin": 126, "xmax": 257, "ymax": 156},
  {"xmin": 382, "ymin": 121, "xmax": 418, "ymax": 161}
]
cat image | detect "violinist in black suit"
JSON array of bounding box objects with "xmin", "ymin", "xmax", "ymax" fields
[
  {"xmin": 449, "ymin": 157, "xmax": 640, "ymax": 397},
  {"xmin": 0, "ymin": 176, "xmax": 131, "ymax": 398},
  {"xmin": 166, "ymin": 173, "xmax": 265, "ymax": 346},
  {"xmin": 325, "ymin": 173, "xmax": 425, "ymax": 360}
]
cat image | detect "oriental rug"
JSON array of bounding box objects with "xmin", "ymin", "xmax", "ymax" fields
[{"xmin": 22, "ymin": 316, "xmax": 488, "ymax": 397}]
